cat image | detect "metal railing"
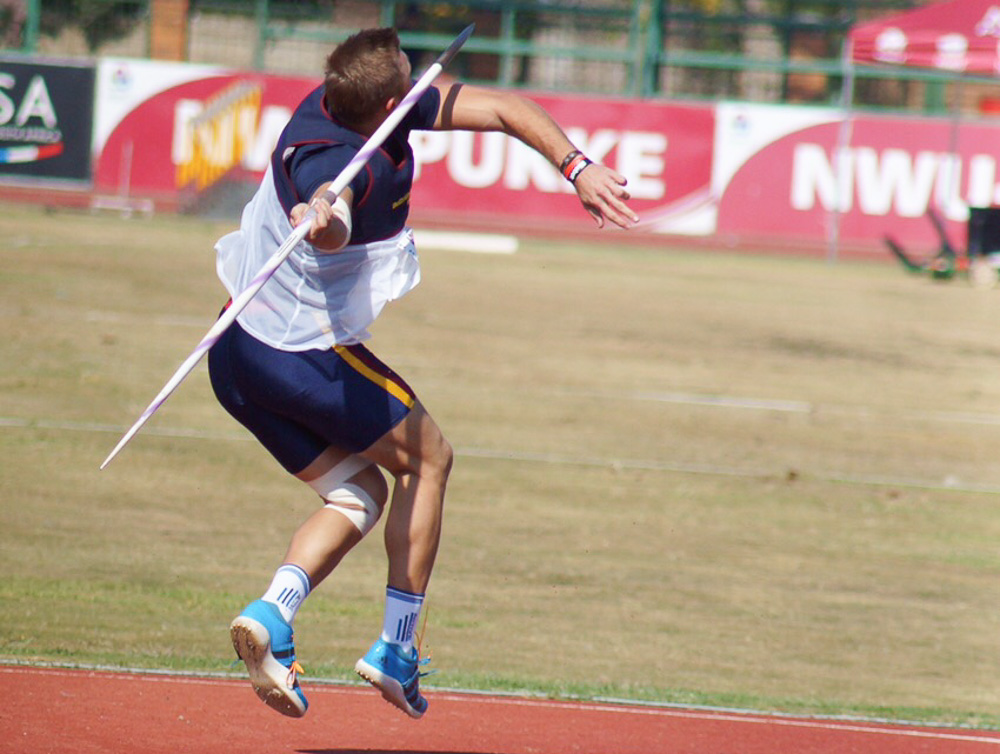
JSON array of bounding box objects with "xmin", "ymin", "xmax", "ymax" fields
[{"xmin": 11, "ymin": 0, "xmax": 983, "ymax": 114}]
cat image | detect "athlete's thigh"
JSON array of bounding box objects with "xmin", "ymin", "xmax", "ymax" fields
[
  {"xmin": 208, "ymin": 322, "xmax": 327, "ymax": 474},
  {"xmin": 361, "ymin": 400, "xmax": 451, "ymax": 477},
  {"xmin": 224, "ymin": 328, "xmax": 415, "ymax": 457}
]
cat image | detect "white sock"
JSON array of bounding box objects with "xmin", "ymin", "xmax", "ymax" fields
[
  {"xmin": 261, "ymin": 564, "xmax": 311, "ymax": 624},
  {"xmin": 381, "ymin": 586, "xmax": 424, "ymax": 652}
]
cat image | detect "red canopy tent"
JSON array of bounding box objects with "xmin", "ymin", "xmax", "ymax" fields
[
  {"xmin": 848, "ymin": 0, "xmax": 1000, "ymax": 75},
  {"xmin": 828, "ymin": 1, "xmax": 1000, "ymax": 259}
]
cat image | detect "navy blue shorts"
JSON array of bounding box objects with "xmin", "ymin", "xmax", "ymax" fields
[{"xmin": 208, "ymin": 320, "xmax": 416, "ymax": 475}]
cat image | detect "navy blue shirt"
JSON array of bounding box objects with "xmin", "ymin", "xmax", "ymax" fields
[{"xmin": 271, "ymin": 83, "xmax": 442, "ymax": 244}]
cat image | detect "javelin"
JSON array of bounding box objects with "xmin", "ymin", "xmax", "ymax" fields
[{"xmin": 101, "ymin": 24, "xmax": 474, "ymax": 470}]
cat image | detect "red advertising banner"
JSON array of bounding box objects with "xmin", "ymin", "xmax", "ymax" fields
[
  {"xmin": 94, "ymin": 58, "xmax": 315, "ymax": 208},
  {"xmin": 408, "ymin": 96, "xmax": 714, "ymax": 235},
  {"xmin": 88, "ymin": 58, "xmax": 1000, "ymax": 252},
  {"xmin": 92, "ymin": 58, "xmax": 714, "ymax": 233},
  {"xmin": 714, "ymin": 103, "xmax": 1000, "ymax": 250}
]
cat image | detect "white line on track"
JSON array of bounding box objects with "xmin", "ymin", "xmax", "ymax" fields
[
  {"xmin": 564, "ymin": 387, "xmax": 1000, "ymax": 427},
  {"xmin": 0, "ymin": 415, "xmax": 248, "ymax": 442},
  {"xmin": 4, "ymin": 414, "xmax": 1000, "ymax": 494},
  {"xmin": 457, "ymin": 446, "xmax": 1000, "ymax": 494},
  {"xmin": 2, "ymin": 664, "xmax": 997, "ymax": 745}
]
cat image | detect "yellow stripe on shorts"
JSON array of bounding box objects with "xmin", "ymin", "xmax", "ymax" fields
[{"xmin": 335, "ymin": 345, "xmax": 416, "ymax": 409}]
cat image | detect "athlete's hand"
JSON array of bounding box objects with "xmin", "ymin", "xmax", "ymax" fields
[
  {"xmin": 290, "ymin": 197, "xmax": 334, "ymax": 242},
  {"xmin": 572, "ymin": 164, "xmax": 639, "ymax": 230},
  {"xmin": 290, "ymin": 188, "xmax": 352, "ymax": 252}
]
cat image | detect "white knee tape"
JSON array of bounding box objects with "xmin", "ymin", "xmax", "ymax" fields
[
  {"xmin": 323, "ymin": 483, "xmax": 381, "ymax": 535},
  {"xmin": 305, "ymin": 455, "xmax": 381, "ymax": 535},
  {"xmin": 307, "ymin": 454, "xmax": 370, "ymax": 491}
]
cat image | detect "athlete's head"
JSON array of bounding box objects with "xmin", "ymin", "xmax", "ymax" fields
[{"xmin": 324, "ymin": 28, "xmax": 411, "ymax": 131}]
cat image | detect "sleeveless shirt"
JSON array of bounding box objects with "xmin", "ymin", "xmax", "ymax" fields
[{"xmin": 215, "ymin": 83, "xmax": 441, "ymax": 350}]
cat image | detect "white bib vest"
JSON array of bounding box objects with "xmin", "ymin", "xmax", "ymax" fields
[{"xmin": 215, "ymin": 165, "xmax": 422, "ymax": 351}]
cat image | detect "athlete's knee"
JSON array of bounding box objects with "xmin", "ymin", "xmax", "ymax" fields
[
  {"xmin": 411, "ymin": 428, "xmax": 452, "ymax": 484},
  {"xmin": 355, "ymin": 463, "xmax": 390, "ymax": 508},
  {"xmin": 323, "ymin": 482, "xmax": 383, "ymax": 536},
  {"xmin": 368, "ymin": 404, "xmax": 454, "ymax": 484},
  {"xmin": 432, "ymin": 434, "xmax": 454, "ymax": 480},
  {"xmin": 304, "ymin": 454, "xmax": 387, "ymax": 536}
]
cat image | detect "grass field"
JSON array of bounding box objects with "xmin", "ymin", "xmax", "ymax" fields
[{"xmin": 1, "ymin": 203, "xmax": 998, "ymax": 728}]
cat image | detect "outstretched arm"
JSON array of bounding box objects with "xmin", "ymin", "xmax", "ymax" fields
[{"xmin": 433, "ymin": 83, "xmax": 639, "ymax": 229}]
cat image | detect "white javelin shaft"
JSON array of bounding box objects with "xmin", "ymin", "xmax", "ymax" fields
[{"xmin": 100, "ymin": 25, "xmax": 474, "ymax": 470}]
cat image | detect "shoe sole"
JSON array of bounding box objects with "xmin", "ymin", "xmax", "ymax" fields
[
  {"xmin": 354, "ymin": 658, "xmax": 425, "ymax": 719},
  {"xmin": 230, "ymin": 616, "xmax": 307, "ymax": 718}
]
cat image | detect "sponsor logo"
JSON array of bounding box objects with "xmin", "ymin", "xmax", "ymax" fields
[
  {"xmin": 174, "ymin": 81, "xmax": 264, "ymax": 191},
  {"xmin": 935, "ymin": 33, "xmax": 969, "ymax": 72},
  {"xmin": 874, "ymin": 27, "xmax": 908, "ymax": 64},
  {"xmin": 791, "ymin": 143, "xmax": 1000, "ymax": 221},
  {"xmin": 0, "ymin": 71, "xmax": 64, "ymax": 164},
  {"xmin": 975, "ymin": 6, "xmax": 1000, "ymax": 38},
  {"xmin": 172, "ymin": 81, "xmax": 294, "ymax": 191},
  {"xmin": 410, "ymin": 127, "xmax": 668, "ymax": 200}
]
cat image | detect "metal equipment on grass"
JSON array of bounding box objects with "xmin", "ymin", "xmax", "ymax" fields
[{"xmin": 886, "ymin": 206, "xmax": 1000, "ymax": 288}]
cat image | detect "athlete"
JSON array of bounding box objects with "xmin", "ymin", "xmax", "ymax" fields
[{"xmin": 207, "ymin": 27, "xmax": 638, "ymax": 721}]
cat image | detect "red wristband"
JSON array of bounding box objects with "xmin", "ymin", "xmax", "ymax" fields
[{"xmin": 561, "ymin": 153, "xmax": 592, "ymax": 183}]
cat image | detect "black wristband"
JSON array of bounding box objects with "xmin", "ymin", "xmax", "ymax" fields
[
  {"xmin": 559, "ymin": 149, "xmax": 583, "ymax": 174},
  {"xmin": 565, "ymin": 155, "xmax": 593, "ymax": 184}
]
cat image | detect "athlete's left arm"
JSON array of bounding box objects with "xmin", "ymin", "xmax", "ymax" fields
[{"xmin": 432, "ymin": 82, "xmax": 638, "ymax": 229}]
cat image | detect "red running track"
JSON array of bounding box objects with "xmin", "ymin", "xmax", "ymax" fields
[{"xmin": 1, "ymin": 666, "xmax": 998, "ymax": 753}]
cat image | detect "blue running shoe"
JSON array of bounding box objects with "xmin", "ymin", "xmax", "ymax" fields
[
  {"xmin": 230, "ymin": 599, "xmax": 308, "ymax": 718},
  {"xmin": 354, "ymin": 638, "xmax": 430, "ymax": 719}
]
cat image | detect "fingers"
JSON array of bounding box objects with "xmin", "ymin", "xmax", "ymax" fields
[
  {"xmin": 600, "ymin": 187, "xmax": 639, "ymax": 229},
  {"xmin": 289, "ymin": 202, "xmax": 310, "ymax": 225},
  {"xmin": 577, "ymin": 164, "xmax": 640, "ymax": 230},
  {"xmin": 290, "ymin": 197, "xmax": 335, "ymax": 240}
]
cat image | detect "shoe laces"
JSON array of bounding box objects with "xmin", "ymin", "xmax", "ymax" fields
[
  {"xmin": 287, "ymin": 660, "xmax": 305, "ymax": 689},
  {"xmin": 413, "ymin": 606, "xmax": 436, "ymax": 680},
  {"xmin": 229, "ymin": 656, "xmax": 305, "ymax": 688}
]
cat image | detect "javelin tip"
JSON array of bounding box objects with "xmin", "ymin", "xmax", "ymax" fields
[{"xmin": 434, "ymin": 23, "xmax": 475, "ymax": 69}]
